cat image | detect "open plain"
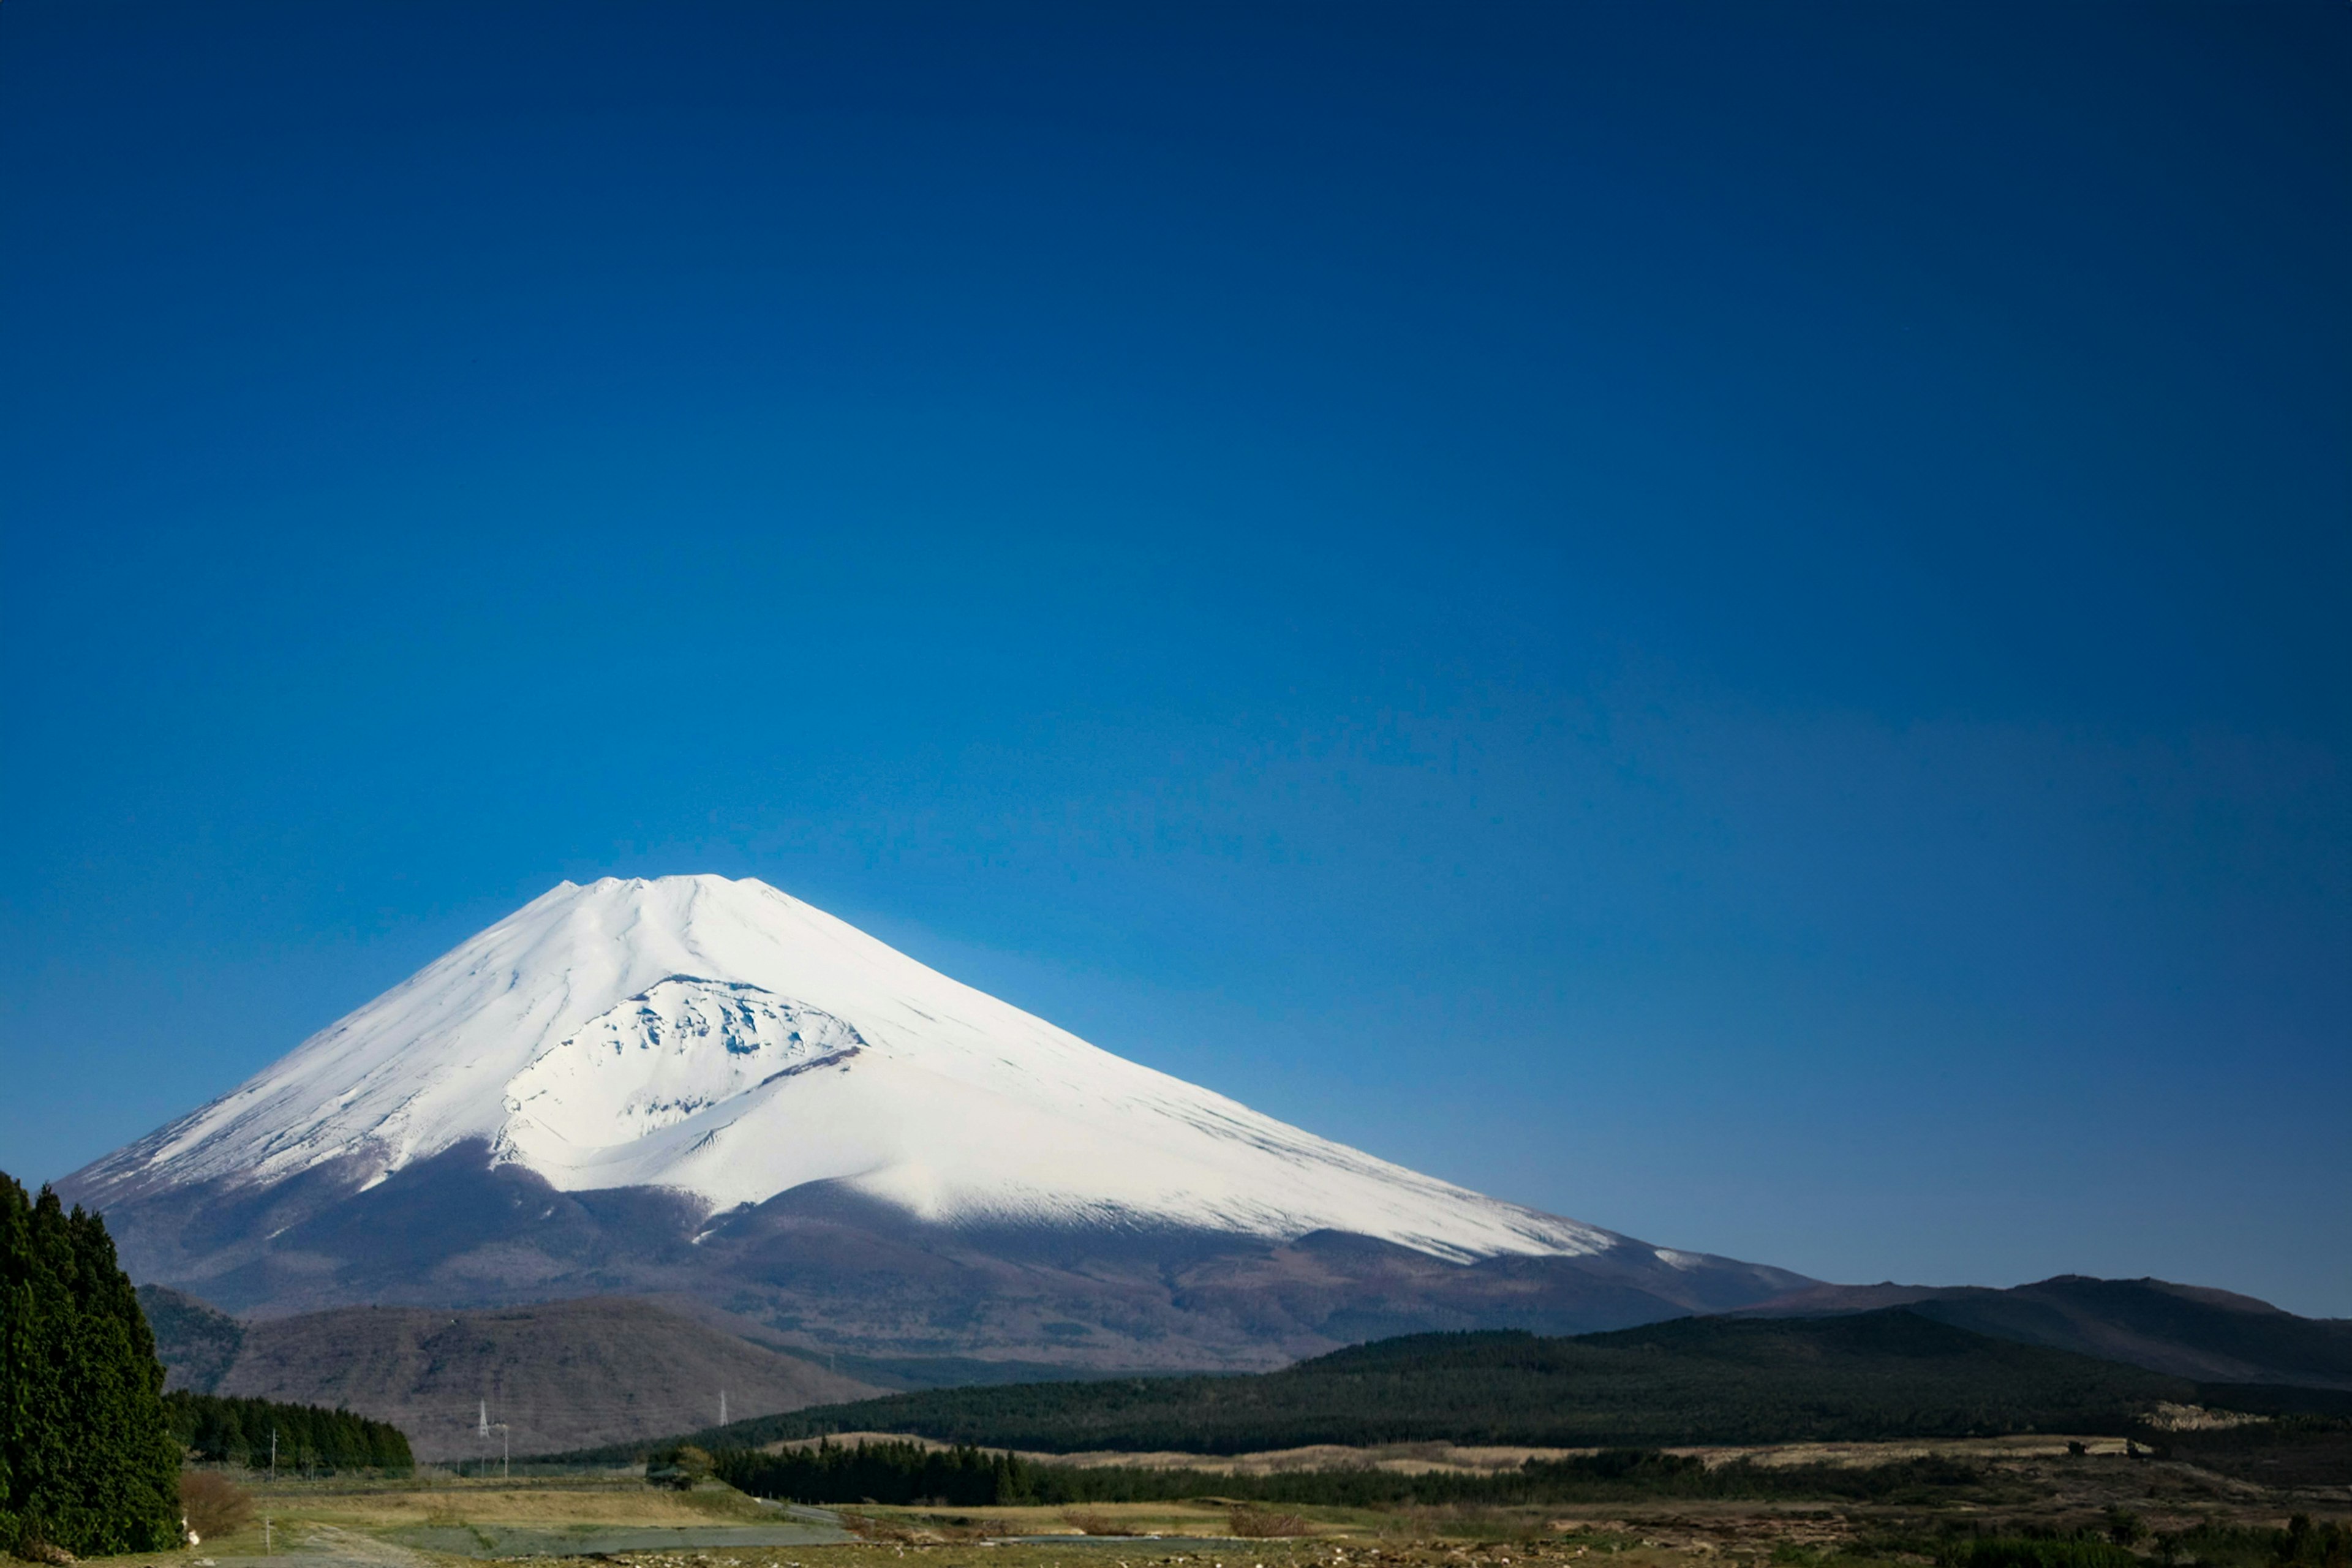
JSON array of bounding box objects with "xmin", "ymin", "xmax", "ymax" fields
[{"xmin": 86, "ymin": 1437, "xmax": 2350, "ymax": 1568}]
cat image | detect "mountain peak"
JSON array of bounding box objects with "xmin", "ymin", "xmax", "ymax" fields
[{"xmin": 70, "ymin": 876, "xmax": 1616, "ymax": 1264}]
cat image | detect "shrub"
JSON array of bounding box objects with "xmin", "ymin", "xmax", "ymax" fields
[
  {"xmin": 647, "ymin": 1444, "xmax": 717, "ymax": 1490},
  {"xmin": 1943, "ymin": 1537, "xmax": 2143, "ymax": 1568},
  {"xmin": 1063, "ymin": 1510, "xmax": 1140, "ymax": 1536},
  {"xmin": 1230, "ymin": 1507, "xmax": 1313, "ymax": 1537},
  {"xmin": 178, "ymin": 1472, "xmax": 252, "ymax": 1542}
]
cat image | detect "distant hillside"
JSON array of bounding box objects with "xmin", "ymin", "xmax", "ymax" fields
[
  {"xmin": 1743, "ymin": 1276, "xmax": 2352, "ymax": 1389},
  {"xmin": 550, "ymin": 1306, "xmax": 2209, "ymax": 1459},
  {"xmin": 138, "ymin": 1283, "xmax": 246, "ymax": 1392},
  {"xmin": 137, "ymin": 1291, "xmax": 884, "ymax": 1460}
]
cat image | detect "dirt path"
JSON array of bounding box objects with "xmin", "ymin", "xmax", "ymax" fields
[{"xmin": 200, "ymin": 1523, "xmax": 436, "ymax": 1568}]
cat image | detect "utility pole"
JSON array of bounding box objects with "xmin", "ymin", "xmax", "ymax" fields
[{"xmin": 270, "ymin": 1428, "xmax": 277, "ymax": 1483}]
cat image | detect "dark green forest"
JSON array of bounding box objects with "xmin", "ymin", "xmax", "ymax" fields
[
  {"xmin": 568, "ymin": 1309, "xmax": 2202, "ymax": 1461},
  {"xmin": 2139, "ymin": 1416, "xmax": 2352, "ymax": 1491},
  {"xmin": 1930, "ymin": 1517, "xmax": 2352, "ymax": 1568},
  {"xmin": 0, "ymin": 1173, "xmax": 184, "ymax": 1556},
  {"xmin": 164, "ymin": 1392, "xmax": 412, "ymax": 1472},
  {"xmin": 710, "ymin": 1438, "xmax": 1039, "ymax": 1507},
  {"xmin": 709, "ymin": 1438, "xmax": 2008, "ymax": 1509},
  {"xmin": 134, "ymin": 1284, "xmax": 244, "ymax": 1395}
]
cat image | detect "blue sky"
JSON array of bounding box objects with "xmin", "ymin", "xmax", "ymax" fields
[{"xmin": 3, "ymin": 1, "xmax": 2346, "ymax": 1313}]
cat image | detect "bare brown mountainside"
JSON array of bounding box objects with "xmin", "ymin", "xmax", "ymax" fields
[
  {"xmin": 92, "ymin": 1150, "xmax": 1808, "ymax": 1371},
  {"xmin": 153, "ymin": 1293, "xmax": 882, "ymax": 1460},
  {"xmin": 1740, "ymin": 1275, "xmax": 2352, "ymax": 1390}
]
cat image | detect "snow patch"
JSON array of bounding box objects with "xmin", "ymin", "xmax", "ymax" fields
[{"xmin": 69, "ymin": 875, "xmax": 1618, "ymax": 1264}]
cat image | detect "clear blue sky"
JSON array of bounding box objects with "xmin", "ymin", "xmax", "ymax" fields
[{"xmin": 3, "ymin": 2, "xmax": 2346, "ymax": 1314}]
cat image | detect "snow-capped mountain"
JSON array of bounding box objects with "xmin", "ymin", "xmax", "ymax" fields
[{"xmin": 66, "ymin": 876, "xmax": 1810, "ymax": 1366}]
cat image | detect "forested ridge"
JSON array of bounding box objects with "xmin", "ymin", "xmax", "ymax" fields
[
  {"xmin": 0, "ymin": 1174, "xmax": 183, "ymax": 1556},
  {"xmin": 134, "ymin": 1284, "xmax": 244, "ymax": 1394},
  {"xmin": 564, "ymin": 1309, "xmax": 2203, "ymax": 1461}
]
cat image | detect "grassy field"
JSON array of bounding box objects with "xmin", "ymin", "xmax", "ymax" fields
[{"xmin": 74, "ymin": 1436, "xmax": 2347, "ymax": 1568}]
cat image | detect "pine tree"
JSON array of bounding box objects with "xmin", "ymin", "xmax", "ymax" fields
[
  {"xmin": 1, "ymin": 1175, "xmax": 32, "ymax": 1553},
  {"xmin": 0, "ymin": 1171, "xmax": 182, "ymax": 1556},
  {"xmin": 67, "ymin": 1204, "xmax": 180, "ymax": 1551}
]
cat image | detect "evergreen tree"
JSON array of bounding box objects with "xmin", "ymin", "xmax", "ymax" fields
[
  {"xmin": 0, "ymin": 1172, "xmax": 183, "ymax": 1556},
  {"xmin": 1, "ymin": 1176, "xmax": 32, "ymax": 1553},
  {"xmin": 161, "ymin": 1393, "xmax": 412, "ymax": 1472}
]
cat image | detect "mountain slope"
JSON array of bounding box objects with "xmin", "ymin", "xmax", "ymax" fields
[
  {"xmin": 1742, "ymin": 1276, "xmax": 2352, "ymax": 1390},
  {"xmin": 62, "ymin": 876, "xmax": 1809, "ymax": 1365},
  {"xmin": 148, "ymin": 1291, "xmax": 882, "ymax": 1461},
  {"xmin": 72, "ymin": 875, "xmax": 1616, "ymax": 1261},
  {"xmin": 136, "ymin": 1283, "xmax": 246, "ymax": 1393},
  {"xmin": 552, "ymin": 1308, "xmax": 2211, "ymax": 1459}
]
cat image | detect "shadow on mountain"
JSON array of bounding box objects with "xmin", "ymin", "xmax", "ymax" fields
[
  {"xmin": 92, "ymin": 1144, "xmax": 1805, "ymax": 1369},
  {"xmin": 1741, "ymin": 1274, "xmax": 2352, "ymax": 1389},
  {"xmin": 552, "ymin": 1305, "xmax": 2340, "ymax": 1461}
]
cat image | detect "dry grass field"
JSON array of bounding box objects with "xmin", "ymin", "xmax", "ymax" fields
[{"xmin": 76, "ymin": 1438, "xmax": 2348, "ymax": 1568}]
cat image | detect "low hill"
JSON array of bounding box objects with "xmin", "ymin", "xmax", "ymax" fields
[
  {"xmin": 138, "ymin": 1283, "xmax": 246, "ymax": 1392},
  {"xmin": 548, "ymin": 1306, "xmax": 2214, "ymax": 1459},
  {"xmin": 140, "ymin": 1291, "xmax": 883, "ymax": 1460},
  {"xmin": 1743, "ymin": 1276, "xmax": 2352, "ymax": 1389}
]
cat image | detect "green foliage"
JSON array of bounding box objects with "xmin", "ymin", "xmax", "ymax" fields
[
  {"xmin": 2157, "ymin": 1517, "xmax": 2352, "ymax": 1568},
  {"xmin": 2143, "ymin": 1416, "xmax": 2352, "ymax": 1490},
  {"xmin": 609, "ymin": 1309, "xmax": 2196, "ymax": 1460},
  {"xmin": 2275, "ymin": 1515, "xmax": 2352, "ymax": 1568},
  {"xmin": 0, "ymin": 1170, "xmax": 185, "ymax": 1556},
  {"xmin": 162, "ymin": 1390, "xmax": 413, "ymax": 1472},
  {"xmin": 134, "ymin": 1284, "xmax": 246, "ymax": 1395},
  {"xmin": 646, "ymin": 1443, "xmax": 717, "ymax": 1490},
  {"xmin": 1939, "ymin": 1539, "xmax": 2144, "ymax": 1568},
  {"xmin": 1044, "ymin": 1452, "xmax": 2000, "ymax": 1509},
  {"xmin": 715, "ymin": 1438, "xmax": 1039, "ymax": 1506}
]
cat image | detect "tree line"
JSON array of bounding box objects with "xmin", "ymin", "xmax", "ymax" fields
[
  {"xmin": 0, "ymin": 1174, "xmax": 184, "ymax": 1556},
  {"xmin": 706, "ymin": 1436, "xmax": 2001, "ymax": 1509},
  {"xmin": 709, "ymin": 1438, "xmax": 1035, "ymax": 1506},
  {"xmin": 165, "ymin": 1392, "xmax": 412, "ymax": 1472}
]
